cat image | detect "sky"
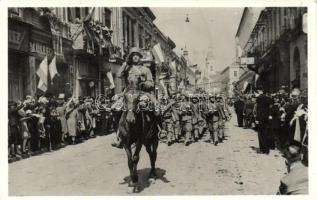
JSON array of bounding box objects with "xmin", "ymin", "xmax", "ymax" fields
[{"xmin": 151, "ymin": 7, "xmax": 243, "ymax": 72}]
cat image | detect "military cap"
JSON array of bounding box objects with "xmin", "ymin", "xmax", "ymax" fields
[{"xmin": 128, "ymin": 47, "xmax": 143, "ymax": 59}]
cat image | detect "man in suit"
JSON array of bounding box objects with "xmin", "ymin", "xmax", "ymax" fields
[
  {"xmin": 277, "ymin": 140, "xmax": 308, "ymax": 195},
  {"xmin": 234, "ymin": 96, "xmax": 245, "ymax": 127},
  {"xmin": 254, "ymin": 86, "xmax": 271, "ymax": 154}
]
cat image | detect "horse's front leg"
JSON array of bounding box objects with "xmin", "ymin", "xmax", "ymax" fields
[
  {"xmin": 123, "ymin": 144, "xmax": 133, "ymax": 186},
  {"xmin": 129, "ymin": 141, "xmax": 142, "ymax": 191},
  {"xmin": 146, "ymin": 138, "xmax": 158, "ymax": 179}
]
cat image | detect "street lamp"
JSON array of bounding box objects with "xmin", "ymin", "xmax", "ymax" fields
[{"xmin": 185, "ymin": 14, "xmax": 190, "ymax": 22}]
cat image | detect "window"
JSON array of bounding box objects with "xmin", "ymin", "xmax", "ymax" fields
[
  {"xmin": 75, "ymin": 7, "xmax": 81, "ymax": 19},
  {"xmin": 103, "ymin": 8, "xmax": 111, "ymax": 28},
  {"xmin": 234, "ymin": 71, "xmax": 237, "ymax": 77},
  {"xmin": 123, "ymin": 13, "xmax": 136, "ymax": 48},
  {"xmin": 138, "ymin": 25, "xmax": 144, "ymax": 48}
]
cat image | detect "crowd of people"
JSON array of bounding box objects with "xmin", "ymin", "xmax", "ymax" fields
[
  {"xmin": 232, "ymin": 85, "xmax": 308, "ymax": 194},
  {"xmin": 233, "ymin": 86, "xmax": 308, "ymax": 160},
  {"xmin": 8, "ymin": 94, "xmax": 117, "ymax": 162}
]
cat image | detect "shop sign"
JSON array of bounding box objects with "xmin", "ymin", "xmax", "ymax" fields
[
  {"xmin": 240, "ymin": 57, "xmax": 255, "ymax": 65},
  {"xmin": 29, "ymin": 41, "xmax": 53, "ymax": 55},
  {"xmin": 9, "ymin": 29, "xmax": 27, "ymax": 51}
]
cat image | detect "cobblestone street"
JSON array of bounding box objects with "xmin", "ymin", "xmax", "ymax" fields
[{"xmin": 9, "ymin": 113, "xmax": 286, "ymax": 195}]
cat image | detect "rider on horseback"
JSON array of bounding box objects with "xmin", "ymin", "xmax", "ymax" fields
[{"xmin": 111, "ymin": 47, "xmax": 158, "ymax": 148}]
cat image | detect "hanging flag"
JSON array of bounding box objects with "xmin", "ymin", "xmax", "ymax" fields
[
  {"xmin": 37, "ymin": 79, "xmax": 47, "ymax": 92},
  {"xmin": 70, "ymin": 23, "xmax": 84, "ymax": 49},
  {"xmin": 49, "ymin": 55, "xmax": 59, "ymax": 80},
  {"xmin": 84, "ymin": 7, "xmax": 95, "ymax": 23},
  {"xmin": 152, "ymin": 43, "xmax": 165, "ymax": 64},
  {"xmin": 36, "ymin": 56, "xmax": 48, "ymax": 92}
]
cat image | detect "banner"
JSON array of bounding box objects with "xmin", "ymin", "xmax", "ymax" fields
[
  {"xmin": 36, "ymin": 56, "xmax": 48, "ymax": 92},
  {"xmin": 152, "ymin": 43, "xmax": 165, "ymax": 64},
  {"xmin": 49, "ymin": 55, "xmax": 59, "ymax": 80}
]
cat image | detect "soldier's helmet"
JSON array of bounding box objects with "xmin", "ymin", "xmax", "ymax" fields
[
  {"xmin": 128, "ymin": 47, "xmax": 143, "ymax": 60},
  {"xmin": 160, "ymin": 95, "xmax": 168, "ymax": 103},
  {"xmin": 191, "ymin": 94, "xmax": 199, "ymax": 103}
]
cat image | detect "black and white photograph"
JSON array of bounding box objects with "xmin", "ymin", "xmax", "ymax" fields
[{"xmin": 3, "ymin": 1, "xmax": 317, "ymax": 198}]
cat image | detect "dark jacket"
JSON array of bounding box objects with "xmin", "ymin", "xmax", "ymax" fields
[
  {"xmin": 256, "ymin": 94, "xmax": 271, "ymax": 122},
  {"xmin": 234, "ymin": 99, "xmax": 245, "ymax": 114}
]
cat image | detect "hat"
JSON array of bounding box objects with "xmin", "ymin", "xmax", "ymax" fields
[
  {"xmin": 291, "ymin": 88, "xmax": 301, "ymax": 96},
  {"xmin": 282, "ymin": 140, "xmax": 302, "ymax": 159},
  {"xmin": 58, "ymin": 93, "xmax": 65, "ymax": 99},
  {"xmin": 128, "ymin": 47, "xmax": 143, "ymax": 59}
]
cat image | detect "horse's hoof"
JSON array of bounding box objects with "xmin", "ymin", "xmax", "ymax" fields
[
  {"xmin": 149, "ymin": 178, "xmax": 156, "ymax": 184},
  {"xmin": 149, "ymin": 169, "xmax": 157, "ymax": 179},
  {"xmin": 127, "ymin": 187, "xmax": 135, "ymax": 194}
]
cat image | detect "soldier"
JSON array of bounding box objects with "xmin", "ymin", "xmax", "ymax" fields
[
  {"xmin": 191, "ymin": 94, "xmax": 203, "ymax": 141},
  {"xmin": 172, "ymin": 92, "xmax": 182, "ymax": 143},
  {"xmin": 179, "ymin": 92, "xmax": 197, "ymax": 146},
  {"xmin": 111, "ymin": 47, "xmax": 158, "ymax": 148},
  {"xmin": 202, "ymin": 95, "xmax": 218, "ymax": 146},
  {"xmin": 160, "ymin": 96, "xmax": 177, "ymax": 146},
  {"xmin": 215, "ymin": 95, "xmax": 226, "ymax": 143}
]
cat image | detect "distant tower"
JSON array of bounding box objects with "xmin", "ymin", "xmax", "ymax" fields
[
  {"xmin": 205, "ymin": 46, "xmax": 215, "ymax": 77},
  {"xmin": 183, "ymin": 45, "xmax": 191, "ymax": 66}
]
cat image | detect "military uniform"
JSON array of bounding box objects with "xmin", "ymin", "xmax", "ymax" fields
[
  {"xmin": 160, "ymin": 97, "xmax": 177, "ymax": 145},
  {"xmin": 202, "ymin": 96, "xmax": 219, "ymax": 145},
  {"xmin": 215, "ymin": 96, "xmax": 226, "ymax": 142},
  {"xmin": 191, "ymin": 95, "xmax": 203, "ymax": 141},
  {"xmin": 179, "ymin": 93, "xmax": 197, "ymax": 146},
  {"xmin": 172, "ymin": 94, "xmax": 182, "ymax": 142}
]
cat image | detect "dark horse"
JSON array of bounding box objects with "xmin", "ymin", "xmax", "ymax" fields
[{"xmin": 118, "ymin": 91, "xmax": 160, "ymax": 193}]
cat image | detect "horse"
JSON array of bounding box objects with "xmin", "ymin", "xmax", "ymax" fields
[{"xmin": 118, "ymin": 91, "xmax": 160, "ymax": 193}]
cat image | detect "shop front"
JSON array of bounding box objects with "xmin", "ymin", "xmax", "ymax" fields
[{"xmin": 8, "ymin": 19, "xmax": 30, "ymax": 101}]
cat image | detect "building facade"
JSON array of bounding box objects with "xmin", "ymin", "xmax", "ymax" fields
[
  {"xmin": 8, "ymin": 7, "xmax": 177, "ymax": 101},
  {"xmin": 235, "ymin": 7, "xmax": 307, "ymax": 93}
]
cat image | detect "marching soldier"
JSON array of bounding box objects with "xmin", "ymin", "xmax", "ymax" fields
[
  {"xmin": 191, "ymin": 94, "xmax": 203, "ymax": 141},
  {"xmin": 202, "ymin": 95, "xmax": 219, "ymax": 146},
  {"xmin": 160, "ymin": 96, "xmax": 177, "ymax": 146},
  {"xmin": 172, "ymin": 92, "xmax": 182, "ymax": 143},
  {"xmin": 215, "ymin": 95, "xmax": 226, "ymax": 143},
  {"xmin": 179, "ymin": 92, "xmax": 197, "ymax": 146}
]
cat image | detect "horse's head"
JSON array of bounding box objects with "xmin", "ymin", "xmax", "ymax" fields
[
  {"xmin": 124, "ymin": 92, "xmax": 139, "ymax": 124},
  {"xmin": 137, "ymin": 94, "xmax": 150, "ymax": 111}
]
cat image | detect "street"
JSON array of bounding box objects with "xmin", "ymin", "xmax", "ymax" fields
[{"xmin": 9, "ymin": 113, "xmax": 286, "ymax": 196}]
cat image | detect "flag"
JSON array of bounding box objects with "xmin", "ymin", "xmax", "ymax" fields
[
  {"xmin": 37, "ymin": 79, "xmax": 47, "ymax": 92},
  {"xmin": 84, "ymin": 8, "xmax": 95, "ymax": 23},
  {"xmin": 49, "ymin": 55, "xmax": 58, "ymax": 80},
  {"xmin": 152, "ymin": 43, "xmax": 165, "ymax": 64},
  {"xmin": 70, "ymin": 23, "xmax": 84, "ymax": 49},
  {"xmin": 36, "ymin": 56, "xmax": 48, "ymax": 92}
]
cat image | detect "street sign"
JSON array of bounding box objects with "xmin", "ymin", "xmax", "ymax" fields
[{"xmin": 240, "ymin": 57, "xmax": 255, "ymax": 65}]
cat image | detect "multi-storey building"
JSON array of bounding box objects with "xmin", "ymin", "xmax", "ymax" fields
[
  {"xmin": 236, "ymin": 7, "xmax": 307, "ymax": 93},
  {"xmin": 8, "ymin": 7, "xmax": 177, "ymax": 101}
]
